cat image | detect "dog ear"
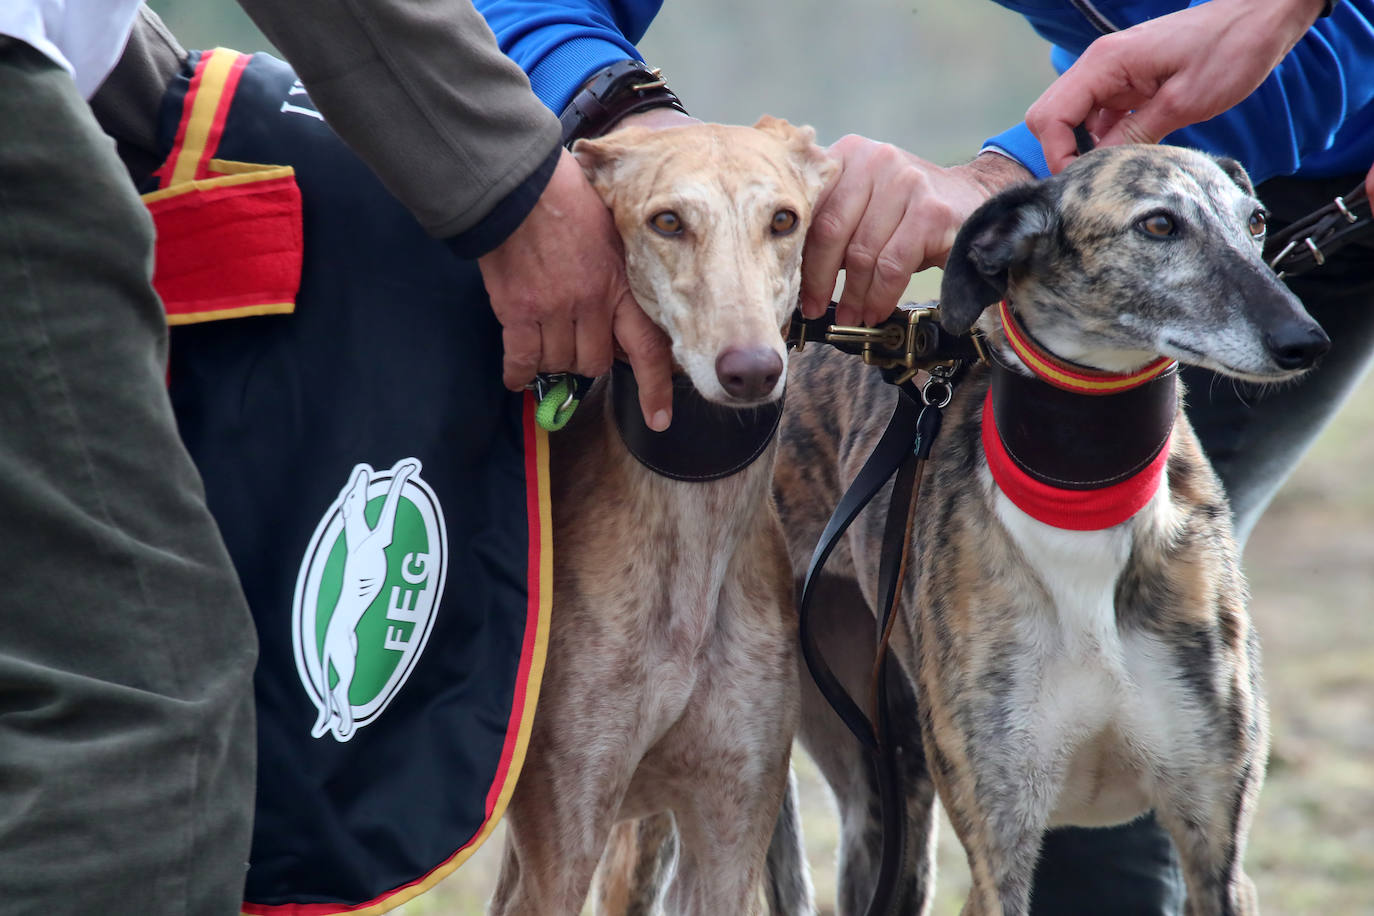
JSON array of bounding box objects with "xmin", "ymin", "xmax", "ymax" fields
[
  {"xmin": 753, "ymin": 115, "xmax": 837, "ymax": 201},
  {"xmin": 939, "ymin": 182, "xmax": 1055, "ymax": 334},
  {"xmin": 572, "ymin": 130, "xmax": 652, "ymax": 206},
  {"xmin": 1213, "ymin": 156, "xmax": 1254, "ymax": 197}
]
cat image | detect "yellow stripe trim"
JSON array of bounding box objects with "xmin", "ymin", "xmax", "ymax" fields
[
  {"xmin": 1000, "ymin": 300, "xmax": 1175, "ymax": 392},
  {"xmin": 141, "ymin": 165, "xmax": 296, "ymax": 205},
  {"xmin": 166, "ymin": 303, "xmax": 295, "ymax": 326},
  {"xmin": 169, "ymin": 49, "xmax": 238, "ymax": 187}
]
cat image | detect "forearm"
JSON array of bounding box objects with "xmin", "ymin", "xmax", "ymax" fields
[{"xmin": 236, "ymin": 0, "xmax": 562, "ymax": 241}]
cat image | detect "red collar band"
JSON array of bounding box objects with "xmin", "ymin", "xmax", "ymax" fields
[
  {"xmin": 998, "ymin": 300, "xmax": 1176, "ymax": 395},
  {"xmin": 983, "ymin": 390, "xmax": 1171, "ymax": 530}
]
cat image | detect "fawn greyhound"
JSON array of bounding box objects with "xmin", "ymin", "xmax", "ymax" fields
[
  {"xmin": 487, "ymin": 117, "xmax": 834, "ymax": 915},
  {"xmin": 774, "ymin": 144, "xmax": 1329, "ymax": 915}
]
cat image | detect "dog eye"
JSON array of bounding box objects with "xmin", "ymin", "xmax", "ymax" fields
[
  {"xmin": 1136, "ymin": 213, "xmax": 1177, "ymax": 238},
  {"xmin": 771, "ymin": 209, "xmax": 799, "ymax": 236},
  {"xmin": 649, "ymin": 211, "xmax": 684, "ymax": 236},
  {"xmin": 1248, "ymin": 209, "xmax": 1267, "ymax": 238}
]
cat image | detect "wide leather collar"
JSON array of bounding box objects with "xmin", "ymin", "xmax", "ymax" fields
[
  {"xmin": 983, "ymin": 302, "xmax": 1178, "ymax": 530},
  {"xmin": 610, "ymin": 360, "xmax": 783, "ymax": 482}
]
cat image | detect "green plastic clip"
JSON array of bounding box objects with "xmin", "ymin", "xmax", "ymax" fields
[{"xmin": 534, "ymin": 376, "xmax": 580, "ymax": 431}]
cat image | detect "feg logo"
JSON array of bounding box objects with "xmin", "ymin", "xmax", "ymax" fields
[{"xmin": 292, "ymin": 458, "xmax": 446, "ymax": 742}]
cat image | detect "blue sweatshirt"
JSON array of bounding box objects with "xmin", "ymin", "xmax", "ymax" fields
[
  {"xmin": 983, "ymin": 0, "xmax": 1374, "ymax": 182},
  {"xmin": 475, "ymin": 0, "xmax": 665, "ymax": 113}
]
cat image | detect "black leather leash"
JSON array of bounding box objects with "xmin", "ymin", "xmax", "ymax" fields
[
  {"xmin": 788, "ymin": 301, "xmax": 977, "ymax": 916},
  {"xmin": 1265, "ymin": 181, "xmax": 1373, "ymax": 278}
]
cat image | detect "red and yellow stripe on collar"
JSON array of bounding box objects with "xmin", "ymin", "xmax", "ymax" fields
[
  {"xmin": 999, "ymin": 299, "xmax": 1175, "ymax": 395},
  {"xmin": 142, "ymin": 48, "xmax": 302, "ymax": 326}
]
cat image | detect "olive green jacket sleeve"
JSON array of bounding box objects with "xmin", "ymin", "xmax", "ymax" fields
[{"xmin": 235, "ymin": 0, "xmax": 562, "ymax": 246}]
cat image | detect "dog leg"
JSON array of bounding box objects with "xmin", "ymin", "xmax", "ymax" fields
[
  {"xmin": 488, "ymin": 791, "xmax": 618, "ymax": 916},
  {"xmin": 658, "ymin": 614, "xmax": 798, "ymax": 913},
  {"xmin": 763, "ymin": 765, "xmax": 817, "ymax": 916},
  {"xmin": 918, "ymin": 666, "xmax": 1058, "ymax": 916},
  {"xmin": 488, "ymin": 688, "xmax": 646, "ymax": 915},
  {"xmin": 1151, "ymin": 751, "xmax": 1266, "ymax": 916},
  {"xmin": 592, "ymin": 814, "xmax": 677, "ymax": 916}
]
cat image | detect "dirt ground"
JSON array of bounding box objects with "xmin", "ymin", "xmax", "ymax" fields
[{"xmin": 407, "ymin": 377, "xmax": 1374, "ymax": 916}]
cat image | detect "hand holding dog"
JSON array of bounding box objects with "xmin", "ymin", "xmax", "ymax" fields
[
  {"xmin": 478, "ymin": 148, "xmax": 676, "ymax": 430},
  {"xmin": 799, "ymin": 138, "xmax": 1031, "ymax": 328},
  {"xmin": 1026, "ymin": 0, "xmax": 1328, "ymax": 173}
]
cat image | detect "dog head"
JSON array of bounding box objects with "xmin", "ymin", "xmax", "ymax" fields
[
  {"xmin": 574, "ymin": 116, "xmax": 835, "ymax": 404},
  {"xmin": 940, "ymin": 145, "xmax": 1329, "ymax": 381}
]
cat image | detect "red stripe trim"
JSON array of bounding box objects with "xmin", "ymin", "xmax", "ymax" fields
[
  {"xmin": 982, "ymin": 390, "xmax": 1169, "ymax": 530},
  {"xmin": 196, "ymin": 53, "xmax": 250, "ymax": 180},
  {"xmin": 487, "ymin": 393, "xmax": 545, "ymax": 813},
  {"xmin": 156, "ymin": 51, "xmax": 213, "ymax": 190}
]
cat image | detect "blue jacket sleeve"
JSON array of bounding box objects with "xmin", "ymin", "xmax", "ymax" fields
[
  {"xmin": 984, "ymin": 0, "xmax": 1374, "ymax": 183},
  {"xmin": 475, "ymin": 0, "xmax": 665, "ymax": 113}
]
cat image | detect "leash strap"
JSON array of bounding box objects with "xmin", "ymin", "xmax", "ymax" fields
[
  {"xmin": 791, "ymin": 300, "xmax": 971, "ymax": 915},
  {"xmin": 797, "ymin": 387, "xmax": 920, "ymax": 750},
  {"xmin": 797, "ymin": 376, "xmax": 951, "ymax": 916},
  {"xmin": 1265, "ymin": 181, "xmax": 1373, "ymax": 278}
]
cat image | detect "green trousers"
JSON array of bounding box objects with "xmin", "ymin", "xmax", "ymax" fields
[{"xmin": 0, "ymin": 39, "xmax": 257, "ymax": 915}]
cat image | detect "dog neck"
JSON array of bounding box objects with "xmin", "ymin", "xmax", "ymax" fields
[
  {"xmin": 982, "ymin": 300, "xmax": 1178, "ymax": 530},
  {"xmin": 609, "ymin": 360, "xmax": 783, "ymax": 482}
]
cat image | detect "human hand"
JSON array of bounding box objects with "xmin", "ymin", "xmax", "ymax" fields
[
  {"xmin": 478, "ymin": 147, "xmax": 675, "ymax": 430},
  {"xmin": 799, "ymin": 139, "xmax": 1032, "ymax": 328},
  {"xmin": 1026, "ymin": 0, "xmax": 1327, "ymax": 173},
  {"xmin": 1366, "ymin": 159, "xmax": 1374, "ymax": 202}
]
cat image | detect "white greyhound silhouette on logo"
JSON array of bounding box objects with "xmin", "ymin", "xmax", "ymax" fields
[{"xmin": 311, "ymin": 458, "xmax": 419, "ymax": 741}]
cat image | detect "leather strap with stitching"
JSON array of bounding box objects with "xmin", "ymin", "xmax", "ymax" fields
[
  {"xmin": 1265, "ymin": 181, "xmax": 1373, "ymax": 278},
  {"xmin": 559, "ymin": 59, "xmax": 687, "ymax": 147}
]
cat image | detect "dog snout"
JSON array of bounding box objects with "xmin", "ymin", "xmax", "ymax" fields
[
  {"xmin": 716, "ymin": 346, "xmax": 783, "ymax": 401},
  {"xmin": 1264, "ymin": 318, "xmax": 1330, "ymax": 371}
]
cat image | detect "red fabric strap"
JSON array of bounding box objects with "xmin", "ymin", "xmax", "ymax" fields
[
  {"xmin": 981, "ymin": 390, "xmax": 1170, "ymax": 530},
  {"xmin": 145, "ymin": 172, "xmax": 302, "ymax": 324}
]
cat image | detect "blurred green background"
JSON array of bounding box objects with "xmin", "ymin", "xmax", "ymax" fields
[{"xmin": 143, "ymin": 2, "xmax": 1374, "ymax": 913}]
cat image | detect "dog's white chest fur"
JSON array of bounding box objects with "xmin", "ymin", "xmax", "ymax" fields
[{"xmin": 991, "ymin": 480, "xmax": 1178, "ymax": 827}]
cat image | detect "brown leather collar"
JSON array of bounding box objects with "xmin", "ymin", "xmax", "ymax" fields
[
  {"xmin": 610, "ymin": 360, "xmax": 782, "ymax": 482},
  {"xmin": 987, "ymin": 352, "xmax": 1177, "ymax": 491}
]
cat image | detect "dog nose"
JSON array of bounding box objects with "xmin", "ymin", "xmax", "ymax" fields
[
  {"xmin": 716, "ymin": 346, "xmax": 783, "ymax": 400},
  {"xmin": 1264, "ymin": 321, "xmax": 1330, "ymax": 370}
]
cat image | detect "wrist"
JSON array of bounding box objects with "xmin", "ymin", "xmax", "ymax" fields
[
  {"xmin": 611, "ymin": 107, "xmax": 699, "ymax": 133},
  {"xmin": 559, "ymin": 60, "xmax": 688, "ymax": 147},
  {"xmin": 958, "ymin": 152, "xmax": 1035, "ymax": 197},
  {"xmin": 1252, "ymin": 0, "xmax": 1329, "ymax": 54}
]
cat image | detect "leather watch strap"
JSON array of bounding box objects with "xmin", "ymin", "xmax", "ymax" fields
[{"xmin": 559, "ymin": 59, "xmax": 687, "ymax": 147}]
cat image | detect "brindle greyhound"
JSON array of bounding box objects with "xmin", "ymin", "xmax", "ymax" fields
[
  {"xmin": 772, "ymin": 144, "xmax": 1328, "ymax": 915},
  {"xmin": 488, "ymin": 118, "xmax": 834, "ymax": 916}
]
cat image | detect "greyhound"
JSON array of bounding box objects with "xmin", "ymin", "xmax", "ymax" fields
[
  {"xmin": 774, "ymin": 144, "xmax": 1328, "ymax": 915},
  {"xmin": 487, "ymin": 117, "xmax": 834, "ymax": 916}
]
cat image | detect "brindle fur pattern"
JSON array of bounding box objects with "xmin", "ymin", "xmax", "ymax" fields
[
  {"xmin": 488, "ymin": 119, "xmax": 834, "ymax": 916},
  {"xmin": 777, "ymin": 145, "xmax": 1327, "ymax": 916}
]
